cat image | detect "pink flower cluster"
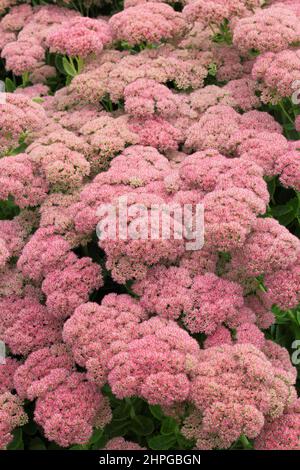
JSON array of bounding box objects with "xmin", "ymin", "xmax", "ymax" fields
[
  {"xmin": 63, "ymin": 293, "xmax": 148, "ymax": 386},
  {"xmin": 108, "ymin": 317, "xmax": 200, "ymax": 405},
  {"xmin": 134, "ymin": 267, "xmax": 258, "ymax": 335},
  {"xmin": 0, "ymin": 5, "xmax": 78, "ymax": 76},
  {"xmin": 0, "ymin": 93, "xmax": 46, "ymax": 155},
  {"xmin": 252, "ymin": 49, "xmax": 300, "ymax": 103},
  {"xmin": 47, "ymin": 17, "xmax": 112, "ymax": 58},
  {"xmin": 109, "ymin": 3, "xmax": 187, "ymax": 45},
  {"xmin": 0, "ymin": 392, "xmax": 27, "ymax": 449},
  {"xmin": 183, "ymin": 343, "xmax": 297, "ymax": 449},
  {"xmin": 233, "ymin": 6, "xmax": 300, "ymax": 53},
  {"xmin": 254, "ymin": 399, "xmax": 300, "ymax": 450}
]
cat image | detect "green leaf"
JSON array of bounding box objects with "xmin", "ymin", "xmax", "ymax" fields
[
  {"xmin": 90, "ymin": 432, "xmax": 107, "ymax": 450},
  {"xmin": 55, "ymin": 55, "xmax": 67, "ymax": 75},
  {"xmin": 7, "ymin": 141, "xmax": 28, "ymax": 156},
  {"xmin": 149, "ymin": 404, "xmax": 165, "ymax": 421},
  {"xmin": 5, "ymin": 77, "xmax": 16, "ymax": 93},
  {"xmin": 131, "ymin": 415, "xmax": 155, "ymax": 436},
  {"xmin": 32, "ymin": 97, "xmax": 44, "ymax": 104},
  {"xmin": 277, "ymin": 211, "xmax": 297, "ymax": 227},
  {"xmin": 176, "ymin": 434, "xmax": 194, "ymax": 449},
  {"xmin": 7, "ymin": 428, "xmax": 24, "ymax": 450},
  {"xmin": 28, "ymin": 437, "xmax": 47, "ymax": 450},
  {"xmin": 161, "ymin": 417, "xmax": 178, "ymax": 436},
  {"xmin": 104, "ymin": 419, "xmax": 130, "ymax": 437},
  {"xmin": 89, "ymin": 428, "xmax": 104, "ymax": 445},
  {"xmin": 66, "ymin": 75, "xmax": 73, "ymax": 86},
  {"xmin": 267, "ymin": 177, "xmax": 277, "ymax": 199},
  {"xmin": 62, "ymin": 57, "xmax": 76, "ymax": 77},
  {"xmin": 23, "ymin": 421, "xmax": 37, "ymax": 436},
  {"xmin": 69, "ymin": 444, "xmax": 89, "ymax": 450},
  {"xmin": 271, "ymin": 204, "xmax": 293, "ymax": 217},
  {"xmin": 0, "ymin": 197, "xmax": 20, "ymax": 220},
  {"xmin": 147, "ymin": 434, "xmax": 176, "ymax": 450},
  {"xmin": 113, "ymin": 403, "xmax": 132, "ymax": 421},
  {"xmin": 48, "ymin": 443, "xmax": 64, "ymax": 450}
]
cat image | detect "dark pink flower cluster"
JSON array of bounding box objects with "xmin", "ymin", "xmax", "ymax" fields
[
  {"xmin": 254, "ymin": 399, "xmax": 300, "ymax": 450},
  {"xmin": 34, "ymin": 372, "xmax": 111, "ymax": 447}
]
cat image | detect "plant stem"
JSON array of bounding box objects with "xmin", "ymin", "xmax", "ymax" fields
[
  {"xmin": 240, "ymin": 435, "xmax": 252, "ymax": 450},
  {"xmin": 279, "ymin": 101, "xmax": 294, "ymax": 126}
]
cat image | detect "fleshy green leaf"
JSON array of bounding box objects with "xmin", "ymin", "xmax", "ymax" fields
[
  {"xmin": 147, "ymin": 434, "xmax": 176, "ymax": 450},
  {"xmin": 131, "ymin": 415, "xmax": 155, "ymax": 436}
]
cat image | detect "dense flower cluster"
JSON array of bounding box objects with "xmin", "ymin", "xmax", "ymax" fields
[
  {"xmin": 182, "ymin": 342, "xmax": 297, "ymax": 449},
  {"xmin": 108, "ymin": 317, "xmax": 200, "ymax": 405},
  {"xmin": 254, "ymin": 399, "xmax": 300, "ymax": 450},
  {"xmin": 47, "ymin": 17, "xmax": 112, "ymax": 58},
  {"xmin": 109, "ymin": 3, "xmax": 187, "ymax": 45},
  {"xmin": 233, "ymin": 6, "xmax": 300, "ymax": 54},
  {"xmin": 0, "ymin": 0, "xmax": 300, "ymax": 452},
  {"xmin": 63, "ymin": 294, "xmax": 148, "ymax": 385},
  {"xmin": 0, "ymin": 93, "xmax": 46, "ymax": 155}
]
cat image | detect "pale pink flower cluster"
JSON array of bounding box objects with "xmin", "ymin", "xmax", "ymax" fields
[
  {"xmin": 70, "ymin": 47, "xmax": 208, "ymax": 104},
  {"xmin": 134, "ymin": 267, "xmax": 259, "ymax": 334},
  {"xmin": 104, "ymin": 437, "xmax": 146, "ymax": 450},
  {"xmin": 27, "ymin": 142, "xmax": 90, "ymax": 191},
  {"xmin": 109, "ymin": 3, "xmax": 187, "ymax": 45},
  {"xmin": 261, "ymin": 255, "xmax": 300, "ymax": 310},
  {"xmin": 183, "ymin": 343, "xmax": 297, "ymax": 449},
  {"xmin": 0, "ymin": 5, "xmax": 78, "ymax": 76},
  {"xmin": 0, "ymin": 93, "xmax": 47, "ymax": 155},
  {"xmin": 14, "ymin": 344, "xmax": 75, "ymax": 400},
  {"xmin": 79, "ymin": 115, "xmax": 139, "ymax": 172},
  {"xmin": 124, "ymin": 78, "xmax": 178, "ymax": 118},
  {"xmin": 252, "ymin": 49, "xmax": 300, "ymax": 103},
  {"xmin": 63, "ymin": 294, "xmax": 147, "ymax": 386},
  {"xmin": 47, "ymin": 17, "xmax": 112, "ymax": 58},
  {"xmin": 42, "ymin": 256, "xmax": 103, "ymax": 319},
  {"xmin": 233, "ymin": 6, "xmax": 300, "ymax": 53},
  {"xmin": 231, "ymin": 218, "xmax": 300, "ymax": 276},
  {"xmin": 0, "ymin": 218, "xmax": 28, "ymax": 269},
  {"xmin": 129, "ymin": 116, "xmax": 182, "ymax": 151},
  {"xmin": 108, "ymin": 317, "xmax": 200, "ymax": 405},
  {"xmin": 182, "ymin": 0, "xmax": 260, "ymax": 28},
  {"xmin": 0, "ymin": 358, "xmax": 20, "ymax": 394},
  {"xmin": 0, "ymin": 154, "xmax": 48, "ymax": 208},
  {"xmin": 0, "ymin": 4, "xmax": 32, "ymax": 32},
  {"xmin": 0, "ymin": 296, "xmax": 63, "ymax": 356},
  {"xmin": 0, "ymin": 392, "xmax": 27, "ymax": 449},
  {"xmin": 275, "ymin": 150, "xmax": 300, "ymax": 191}
]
